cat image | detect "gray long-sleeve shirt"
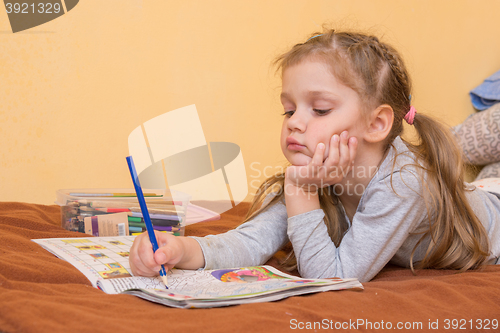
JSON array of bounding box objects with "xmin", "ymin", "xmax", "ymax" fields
[{"xmin": 192, "ymin": 137, "xmax": 500, "ymax": 282}]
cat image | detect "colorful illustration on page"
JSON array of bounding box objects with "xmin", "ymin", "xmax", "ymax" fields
[{"xmin": 211, "ymin": 266, "xmax": 289, "ymax": 283}]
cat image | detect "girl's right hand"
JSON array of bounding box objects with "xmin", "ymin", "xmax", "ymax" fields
[
  {"xmin": 285, "ymin": 130, "xmax": 358, "ymax": 190},
  {"xmin": 129, "ymin": 231, "xmax": 185, "ymax": 277}
]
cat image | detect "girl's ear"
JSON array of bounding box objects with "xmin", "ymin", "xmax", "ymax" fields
[{"xmin": 363, "ymin": 104, "xmax": 394, "ymax": 143}]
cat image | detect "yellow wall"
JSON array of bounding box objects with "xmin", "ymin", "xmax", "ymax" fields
[{"xmin": 1, "ymin": 0, "xmax": 499, "ymax": 205}]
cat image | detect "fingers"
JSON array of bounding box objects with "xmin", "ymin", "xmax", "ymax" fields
[
  {"xmin": 337, "ymin": 131, "xmax": 351, "ymax": 168},
  {"xmin": 129, "ymin": 233, "xmax": 157, "ymax": 277},
  {"xmin": 327, "ymin": 134, "xmax": 340, "ymax": 166},
  {"xmin": 309, "ymin": 131, "xmax": 358, "ymax": 170},
  {"xmin": 152, "ymin": 232, "xmax": 181, "ymax": 272},
  {"xmin": 286, "ymin": 131, "xmax": 357, "ymax": 189},
  {"xmin": 311, "ymin": 142, "xmax": 325, "ymax": 166},
  {"xmin": 129, "ymin": 232, "xmax": 178, "ymax": 277},
  {"xmin": 325, "ymin": 131, "xmax": 356, "ymax": 168}
]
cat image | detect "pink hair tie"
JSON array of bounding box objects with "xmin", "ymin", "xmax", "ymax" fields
[{"xmin": 404, "ymin": 106, "xmax": 417, "ymax": 125}]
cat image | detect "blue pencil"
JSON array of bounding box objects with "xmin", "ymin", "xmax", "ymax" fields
[{"xmin": 126, "ymin": 156, "xmax": 168, "ymax": 289}]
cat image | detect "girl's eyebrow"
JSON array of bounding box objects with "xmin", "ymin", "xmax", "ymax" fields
[
  {"xmin": 280, "ymin": 92, "xmax": 292, "ymax": 101},
  {"xmin": 307, "ymin": 90, "xmax": 339, "ymax": 99},
  {"xmin": 280, "ymin": 90, "xmax": 339, "ymax": 100}
]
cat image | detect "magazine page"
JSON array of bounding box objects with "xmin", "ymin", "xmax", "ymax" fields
[
  {"xmin": 121, "ymin": 266, "xmax": 363, "ymax": 308},
  {"xmin": 32, "ymin": 236, "xmax": 363, "ymax": 307},
  {"xmin": 97, "ymin": 276, "xmax": 166, "ymax": 294},
  {"xmin": 32, "ymin": 236, "xmax": 145, "ymax": 290},
  {"xmin": 125, "ymin": 278, "xmax": 362, "ymax": 308}
]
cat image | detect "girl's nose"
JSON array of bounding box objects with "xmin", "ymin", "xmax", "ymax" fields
[{"xmin": 287, "ymin": 110, "xmax": 307, "ymax": 132}]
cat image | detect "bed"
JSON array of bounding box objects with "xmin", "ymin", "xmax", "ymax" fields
[{"xmin": 1, "ymin": 201, "xmax": 499, "ymax": 332}]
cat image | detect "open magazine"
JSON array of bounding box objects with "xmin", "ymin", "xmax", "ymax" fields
[{"xmin": 32, "ymin": 236, "xmax": 362, "ymax": 308}]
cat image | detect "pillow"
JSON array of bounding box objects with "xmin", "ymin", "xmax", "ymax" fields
[
  {"xmin": 477, "ymin": 162, "xmax": 500, "ymax": 180},
  {"xmin": 454, "ymin": 103, "xmax": 500, "ymax": 165}
]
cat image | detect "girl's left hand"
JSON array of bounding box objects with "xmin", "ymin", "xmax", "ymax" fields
[{"xmin": 285, "ymin": 131, "xmax": 358, "ymax": 191}]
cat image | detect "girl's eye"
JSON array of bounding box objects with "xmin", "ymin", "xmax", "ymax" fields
[
  {"xmin": 282, "ymin": 110, "xmax": 295, "ymax": 117},
  {"xmin": 313, "ymin": 109, "xmax": 332, "ymax": 115}
]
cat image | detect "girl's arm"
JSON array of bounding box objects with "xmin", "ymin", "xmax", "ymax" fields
[
  {"xmin": 130, "ymin": 194, "xmax": 290, "ymax": 277},
  {"xmin": 287, "ymin": 162, "xmax": 428, "ymax": 282},
  {"xmin": 191, "ymin": 197, "xmax": 290, "ymax": 270}
]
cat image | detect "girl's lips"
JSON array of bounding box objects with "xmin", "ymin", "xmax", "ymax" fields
[
  {"xmin": 287, "ymin": 143, "xmax": 306, "ymax": 151},
  {"xmin": 286, "ymin": 137, "xmax": 306, "ymax": 151}
]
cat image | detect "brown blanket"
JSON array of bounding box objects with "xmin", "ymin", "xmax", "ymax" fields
[{"xmin": 1, "ymin": 201, "xmax": 499, "ymax": 332}]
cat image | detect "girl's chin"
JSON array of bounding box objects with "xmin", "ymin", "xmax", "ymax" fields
[{"xmin": 287, "ymin": 155, "xmax": 312, "ymax": 166}]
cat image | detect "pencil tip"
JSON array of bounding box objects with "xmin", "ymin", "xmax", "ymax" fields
[{"xmin": 161, "ymin": 274, "xmax": 169, "ymax": 289}]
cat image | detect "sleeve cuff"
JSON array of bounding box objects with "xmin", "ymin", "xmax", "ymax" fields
[{"xmin": 187, "ymin": 236, "xmax": 211, "ymax": 270}]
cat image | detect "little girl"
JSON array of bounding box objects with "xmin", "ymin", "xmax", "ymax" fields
[{"xmin": 130, "ymin": 29, "xmax": 500, "ymax": 282}]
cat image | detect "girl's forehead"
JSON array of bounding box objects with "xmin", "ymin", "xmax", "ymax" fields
[
  {"xmin": 282, "ymin": 57, "xmax": 355, "ymax": 87},
  {"xmin": 283, "ymin": 56, "xmax": 369, "ymax": 101},
  {"xmin": 282, "ymin": 59, "xmax": 338, "ymax": 83},
  {"xmin": 282, "ymin": 55, "xmax": 332, "ymax": 72},
  {"xmin": 282, "ymin": 60, "xmax": 355, "ymax": 93}
]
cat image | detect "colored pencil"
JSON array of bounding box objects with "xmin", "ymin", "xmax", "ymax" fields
[
  {"xmin": 128, "ymin": 226, "xmax": 143, "ymax": 233},
  {"xmin": 126, "ymin": 156, "xmax": 168, "ymax": 289},
  {"xmin": 127, "ymin": 216, "xmax": 180, "ymax": 227},
  {"xmin": 129, "ymin": 212, "xmax": 182, "ymax": 222},
  {"xmin": 153, "ymin": 225, "xmax": 182, "ymax": 232},
  {"xmin": 77, "ymin": 197, "xmax": 184, "ymax": 209},
  {"xmin": 95, "ymin": 208, "xmax": 131, "ymax": 213},
  {"xmin": 127, "ymin": 216, "xmax": 143, "ymax": 223},
  {"xmin": 70, "ymin": 192, "xmax": 163, "ymax": 197},
  {"xmin": 129, "ymin": 207, "xmax": 180, "ymax": 215},
  {"xmin": 128, "ymin": 221, "xmax": 181, "ymax": 231}
]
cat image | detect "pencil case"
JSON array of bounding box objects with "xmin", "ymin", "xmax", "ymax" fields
[{"xmin": 56, "ymin": 188, "xmax": 191, "ymax": 236}]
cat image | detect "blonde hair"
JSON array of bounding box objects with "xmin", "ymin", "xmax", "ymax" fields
[{"xmin": 244, "ymin": 29, "xmax": 489, "ymax": 273}]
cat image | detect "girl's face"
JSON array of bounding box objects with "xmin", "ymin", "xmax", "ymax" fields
[{"xmin": 280, "ymin": 59, "xmax": 368, "ymax": 166}]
